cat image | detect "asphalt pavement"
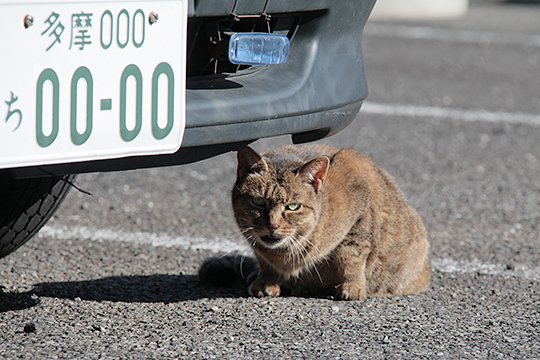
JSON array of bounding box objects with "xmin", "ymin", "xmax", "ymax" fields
[{"xmin": 1, "ymin": 1, "xmax": 539, "ymax": 358}]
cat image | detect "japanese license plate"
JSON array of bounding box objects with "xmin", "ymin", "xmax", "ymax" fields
[{"xmin": 0, "ymin": 0, "xmax": 187, "ymax": 170}]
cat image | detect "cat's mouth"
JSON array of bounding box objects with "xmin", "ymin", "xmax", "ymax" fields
[{"xmin": 259, "ymin": 234, "xmax": 285, "ymax": 248}]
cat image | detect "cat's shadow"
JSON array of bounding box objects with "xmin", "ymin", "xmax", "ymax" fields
[
  {"xmin": 0, "ymin": 291, "xmax": 39, "ymax": 313},
  {"xmin": 1, "ymin": 274, "xmax": 247, "ymax": 312}
]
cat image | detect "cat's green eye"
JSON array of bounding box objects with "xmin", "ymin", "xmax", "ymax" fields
[
  {"xmin": 286, "ymin": 202, "xmax": 301, "ymax": 211},
  {"xmin": 251, "ymin": 197, "xmax": 266, "ymax": 207}
]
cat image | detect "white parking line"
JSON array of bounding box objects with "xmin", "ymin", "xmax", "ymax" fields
[
  {"xmin": 364, "ymin": 23, "xmax": 540, "ymax": 47},
  {"xmin": 39, "ymin": 224, "xmax": 247, "ymax": 254},
  {"xmin": 362, "ymin": 102, "xmax": 540, "ymax": 126},
  {"xmin": 39, "ymin": 225, "xmax": 540, "ymax": 282},
  {"xmin": 431, "ymin": 258, "xmax": 540, "ymax": 282}
]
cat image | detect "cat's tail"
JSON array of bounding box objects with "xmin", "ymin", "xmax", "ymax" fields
[{"xmin": 198, "ymin": 253, "xmax": 258, "ymax": 287}]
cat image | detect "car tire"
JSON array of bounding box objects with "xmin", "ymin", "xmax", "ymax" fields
[{"xmin": 0, "ymin": 173, "xmax": 75, "ymax": 259}]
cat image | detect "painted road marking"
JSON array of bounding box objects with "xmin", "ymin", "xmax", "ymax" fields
[
  {"xmin": 364, "ymin": 23, "xmax": 540, "ymax": 48},
  {"xmin": 361, "ymin": 102, "xmax": 540, "ymax": 127},
  {"xmin": 431, "ymin": 258, "xmax": 540, "ymax": 282},
  {"xmin": 39, "ymin": 225, "xmax": 540, "ymax": 282},
  {"xmin": 38, "ymin": 224, "xmax": 247, "ymax": 253}
]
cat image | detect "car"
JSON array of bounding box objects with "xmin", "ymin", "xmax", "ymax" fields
[{"xmin": 0, "ymin": 0, "xmax": 376, "ymax": 258}]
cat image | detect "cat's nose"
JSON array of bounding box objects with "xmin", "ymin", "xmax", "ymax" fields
[{"xmin": 269, "ymin": 222, "xmax": 279, "ymax": 232}]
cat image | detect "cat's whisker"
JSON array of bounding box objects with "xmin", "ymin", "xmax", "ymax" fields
[
  {"xmin": 291, "ymin": 237, "xmax": 304, "ymax": 271},
  {"xmin": 288, "ymin": 235, "xmax": 308, "ymax": 269},
  {"xmin": 238, "ymin": 227, "xmax": 260, "ymax": 248},
  {"xmin": 238, "ymin": 254, "xmax": 247, "ymax": 279},
  {"xmin": 293, "ymin": 234, "xmax": 323, "ymax": 284},
  {"xmin": 219, "ymin": 251, "xmax": 242, "ymax": 259},
  {"xmin": 292, "ymin": 238, "xmax": 307, "ymax": 276},
  {"xmin": 283, "ymin": 237, "xmax": 294, "ymax": 265},
  {"xmin": 234, "ymin": 227, "xmax": 254, "ymax": 237},
  {"xmin": 283, "ymin": 236, "xmax": 299, "ymax": 268},
  {"xmin": 245, "ymin": 234, "xmax": 257, "ymax": 248}
]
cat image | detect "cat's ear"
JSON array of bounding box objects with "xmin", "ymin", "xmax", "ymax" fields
[
  {"xmin": 298, "ymin": 157, "xmax": 330, "ymax": 193},
  {"xmin": 237, "ymin": 146, "xmax": 268, "ymax": 177}
]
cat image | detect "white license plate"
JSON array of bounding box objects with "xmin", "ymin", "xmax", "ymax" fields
[{"xmin": 0, "ymin": 0, "xmax": 187, "ymax": 170}]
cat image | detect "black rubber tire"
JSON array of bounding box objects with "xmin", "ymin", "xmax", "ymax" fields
[{"xmin": 0, "ymin": 173, "xmax": 75, "ymax": 259}]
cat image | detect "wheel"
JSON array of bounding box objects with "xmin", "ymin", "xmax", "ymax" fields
[{"xmin": 0, "ymin": 173, "xmax": 75, "ymax": 259}]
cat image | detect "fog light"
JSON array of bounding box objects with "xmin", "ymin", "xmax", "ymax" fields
[{"xmin": 228, "ymin": 33, "xmax": 290, "ymax": 66}]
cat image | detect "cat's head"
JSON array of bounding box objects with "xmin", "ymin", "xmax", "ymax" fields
[{"xmin": 232, "ymin": 146, "xmax": 329, "ymax": 250}]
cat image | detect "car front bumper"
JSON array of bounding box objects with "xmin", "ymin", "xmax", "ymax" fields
[{"xmin": 10, "ymin": 0, "xmax": 375, "ymax": 177}]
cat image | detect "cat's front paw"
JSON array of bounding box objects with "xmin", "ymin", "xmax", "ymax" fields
[
  {"xmin": 336, "ymin": 282, "xmax": 367, "ymax": 301},
  {"xmin": 248, "ymin": 279, "xmax": 281, "ymax": 298}
]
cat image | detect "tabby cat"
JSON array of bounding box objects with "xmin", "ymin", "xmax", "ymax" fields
[{"xmin": 199, "ymin": 145, "xmax": 430, "ymax": 300}]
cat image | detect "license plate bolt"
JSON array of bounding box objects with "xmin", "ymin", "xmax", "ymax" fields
[
  {"xmin": 24, "ymin": 14, "xmax": 34, "ymax": 29},
  {"xmin": 149, "ymin": 11, "xmax": 159, "ymax": 25}
]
